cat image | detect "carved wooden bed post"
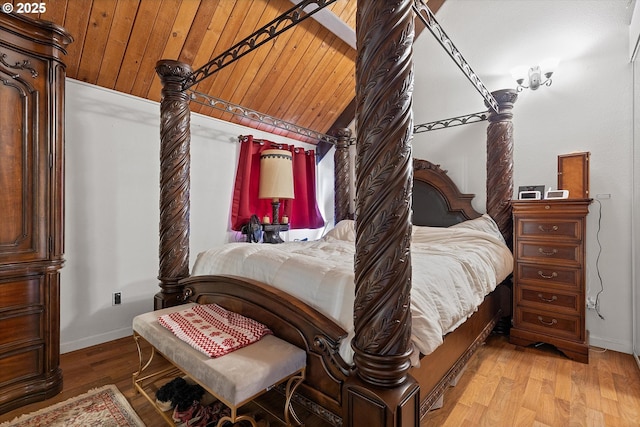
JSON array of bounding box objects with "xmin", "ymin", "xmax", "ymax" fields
[
  {"xmin": 155, "ymin": 60, "xmax": 193, "ymax": 309},
  {"xmin": 334, "ymin": 127, "xmax": 352, "ymax": 223},
  {"xmin": 345, "ymin": 1, "xmax": 419, "ymax": 425},
  {"xmin": 486, "ymin": 89, "xmax": 518, "ymax": 248}
]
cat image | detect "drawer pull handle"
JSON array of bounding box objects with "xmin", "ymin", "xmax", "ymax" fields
[
  {"xmin": 537, "ymin": 271, "xmax": 558, "ymax": 279},
  {"xmin": 538, "ymin": 225, "xmax": 559, "ymax": 232},
  {"xmin": 538, "ymin": 316, "xmax": 558, "ymax": 326},
  {"xmin": 537, "ymin": 293, "xmax": 558, "ymax": 303},
  {"xmin": 538, "ymin": 248, "xmax": 558, "ymax": 256}
]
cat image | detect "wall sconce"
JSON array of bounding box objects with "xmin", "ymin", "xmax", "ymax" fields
[{"xmin": 511, "ymin": 58, "xmax": 559, "ymax": 92}]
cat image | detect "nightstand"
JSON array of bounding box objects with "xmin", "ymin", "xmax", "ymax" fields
[
  {"xmin": 262, "ymin": 223, "xmax": 289, "ymax": 244},
  {"xmin": 510, "ymin": 199, "xmax": 592, "ymax": 363}
]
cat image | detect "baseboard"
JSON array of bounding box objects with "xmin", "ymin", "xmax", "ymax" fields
[
  {"xmin": 588, "ymin": 334, "xmax": 633, "ymax": 354},
  {"xmin": 61, "ymin": 326, "xmax": 133, "ymax": 354}
]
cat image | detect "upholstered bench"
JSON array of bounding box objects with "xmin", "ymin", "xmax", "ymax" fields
[{"xmin": 132, "ymin": 303, "xmax": 306, "ymax": 427}]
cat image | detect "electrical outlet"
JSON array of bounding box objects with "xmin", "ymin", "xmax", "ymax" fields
[
  {"xmin": 586, "ymin": 296, "xmax": 596, "ymax": 310},
  {"xmin": 113, "ymin": 292, "xmax": 122, "ymax": 306},
  {"xmin": 595, "ymin": 193, "xmax": 611, "ymax": 199}
]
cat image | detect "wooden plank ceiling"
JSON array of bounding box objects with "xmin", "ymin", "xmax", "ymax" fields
[{"xmin": 13, "ymin": 0, "xmax": 444, "ymax": 143}]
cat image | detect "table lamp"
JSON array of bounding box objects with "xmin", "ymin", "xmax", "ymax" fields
[{"xmin": 259, "ymin": 149, "xmax": 294, "ymax": 226}]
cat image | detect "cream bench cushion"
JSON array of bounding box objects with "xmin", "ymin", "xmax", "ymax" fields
[{"xmin": 133, "ymin": 303, "xmax": 306, "ymax": 406}]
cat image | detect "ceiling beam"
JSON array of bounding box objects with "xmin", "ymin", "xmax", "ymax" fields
[{"xmin": 289, "ymin": 0, "xmax": 356, "ymax": 49}]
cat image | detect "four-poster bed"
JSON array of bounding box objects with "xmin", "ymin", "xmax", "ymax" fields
[{"xmin": 152, "ymin": 1, "xmax": 517, "ymax": 426}]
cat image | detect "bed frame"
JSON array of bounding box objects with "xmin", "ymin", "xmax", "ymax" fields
[{"xmin": 152, "ymin": 2, "xmax": 518, "ymax": 426}]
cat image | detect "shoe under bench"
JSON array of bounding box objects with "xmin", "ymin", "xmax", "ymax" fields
[{"xmin": 132, "ymin": 303, "xmax": 306, "ymax": 427}]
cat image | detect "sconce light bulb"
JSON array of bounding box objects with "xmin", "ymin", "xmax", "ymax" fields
[{"xmin": 528, "ymin": 66, "xmax": 542, "ymax": 90}]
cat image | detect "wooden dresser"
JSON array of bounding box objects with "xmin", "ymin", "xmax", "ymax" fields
[
  {"xmin": 510, "ymin": 199, "xmax": 591, "ymax": 363},
  {"xmin": 0, "ymin": 14, "xmax": 72, "ymax": 413}
]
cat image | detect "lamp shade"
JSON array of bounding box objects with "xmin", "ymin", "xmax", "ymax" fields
[{"xmin": 259, "ymin": 149, "xmax": 294, "ymax": 200}]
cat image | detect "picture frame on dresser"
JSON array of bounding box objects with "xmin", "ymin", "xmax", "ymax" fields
[{"xmin": 558, "ymin": 152, "xmax": 590, "ymax": 199}]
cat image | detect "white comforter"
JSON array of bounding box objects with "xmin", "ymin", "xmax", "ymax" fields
[{"xmin": 192, "ymin": 215, "xmax": 513, "ymax": 363}]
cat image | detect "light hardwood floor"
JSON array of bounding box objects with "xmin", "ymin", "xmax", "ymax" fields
[
  {"xmin": 422, "ymin": 335, "xmax": 640, "ymax": 427},
  {"xmin": 0, "ymin": 334, "xmax": 638, "ymax": 426}
]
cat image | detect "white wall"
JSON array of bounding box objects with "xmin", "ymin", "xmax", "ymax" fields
[
  {"xmin": 62, "ymin": 80, "xmax": 332, "ymax": 353},
  {"xmin": 632, "ymin": 0, "xmax": 640, "ymax": 366},
  {"xmin": 412, "ymin": 0, "xmax": 635, "ymax": 353}
]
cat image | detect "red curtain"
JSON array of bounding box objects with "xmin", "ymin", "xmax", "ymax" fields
[{"xmin": 230, "ymin": 136, "xmax": 324, "ymax": 231}]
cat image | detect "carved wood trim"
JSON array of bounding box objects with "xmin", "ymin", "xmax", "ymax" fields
[
  {"xmin": 413, "ymin": 158, "xmax": 481, "ymax": 222},
  {"xmin": 486, "ymin": 89, "xmax": 518, "ymax": 248},
  {"xmin": 352, "ymin": 0, "xmax": 414, "ymax": 388},
  {"xmin": 334, "ymin": 128, "xmax": 352, "ymax": 223},
  {"xmin": 0, "ymin": 74, "xmax": 37, "ymax": 253},
  {"xmin": 155, "ymin": 60, "xmax": 193, "ymax": 309},
  {"xmin": 0, "ymin": 51, "xmax": 38, "ymax": 77}
]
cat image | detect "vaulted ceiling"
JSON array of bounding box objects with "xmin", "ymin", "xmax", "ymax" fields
[{"xmin": 15, "ymin": 0, "xmax": 445, "ymax": 143}]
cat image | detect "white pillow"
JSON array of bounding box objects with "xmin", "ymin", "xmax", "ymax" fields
[
  {"xmin": 449, "ymin": 214, "xmax": 505, "ymax": 243},
  {"xmin": 322, "ymin": 220, "xmax": 356, "ymax": 242}
]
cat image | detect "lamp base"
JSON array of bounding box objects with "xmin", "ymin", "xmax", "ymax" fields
[{"xmin": 262, "ymin": 224, "xmax": 289, "ymax": 244}]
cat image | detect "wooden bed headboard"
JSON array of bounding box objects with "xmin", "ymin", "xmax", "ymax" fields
[{"xmin": 412, "ymin": 158, "xmax": 481, "ymax": 227}]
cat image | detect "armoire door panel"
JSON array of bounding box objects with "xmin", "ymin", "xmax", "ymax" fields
[{"xmin": 0, "ymin": 66, "xmax": 46, "ymax": 263}]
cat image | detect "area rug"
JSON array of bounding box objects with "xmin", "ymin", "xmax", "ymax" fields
[{"xmin": 0, "ymin": 384, "xmax": 145, "ymax": 427}]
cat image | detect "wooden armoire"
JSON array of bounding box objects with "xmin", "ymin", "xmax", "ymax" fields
[{"xmin": 0, "ymin": 14, "xmax": 72, "ymax": 413}]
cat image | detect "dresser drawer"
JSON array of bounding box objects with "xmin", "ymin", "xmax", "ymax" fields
[
  {"xmin": 0, "ymin": 311, "xmax": 43, "ymax": 348},
  {"xmin": 0, "ymin": 276, "xmax": 43, "ymax": 312},
  {"xmin": 0, "ymin": 346, "xmax": 44, "ymax": 386},
  {"xmin": 514, "ymin": 307, "xmax": 582, "ymax": 341},
  {"xmin": 516, "ymin": 263, "xmax": 580, "ymax": 289},
  {"xmin": 515, "ymin": 218, "xmax": 582, "ymax": 240},
  {"xmin": 516, "ymin": 241, "xmax": 581, "ymax": 266},
  {"xmin": 516, "ymin": 285, "xmax": 579, "ymax": 315}
]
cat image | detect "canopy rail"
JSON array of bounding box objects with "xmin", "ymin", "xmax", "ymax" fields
[
  {"xmin": 412, "ymin": 0, "xmax": 499, "ymax": 113},
  {"xmin": 414, "ymin": 111, "xmax": 489, "ymax": 133},
  {"xmin": 189, "ymin": 90, "xmax": 491, "ymax": 142},
  {"xmin": 187, "ymin": 90, "xmax": 338, "ymax": 145},
  {"xmin": 184, "ymin": 0, "xmax": 338, "ymax": 90}
]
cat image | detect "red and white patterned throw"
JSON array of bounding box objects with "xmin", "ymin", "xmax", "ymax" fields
[{"xmin": 158, "ymin": 304, "xmax": 272, "ymax": 357}]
